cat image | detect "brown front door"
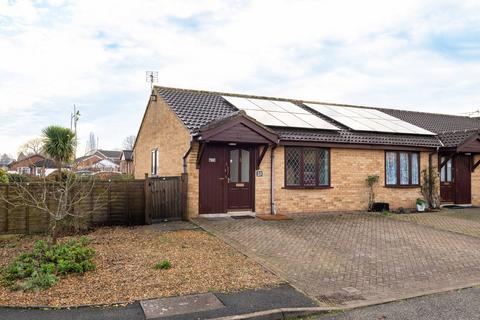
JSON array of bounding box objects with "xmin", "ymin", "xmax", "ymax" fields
[
  {"xmin": 227, "ymin": 147, "xmax": 254, "ymax": 210},
  {"xmin": 439, "ymin": 153, "xmax": 472, "ymax": 204},
  {"xmin": 199, "ymin": 144, "xmax": 227, "ymax": 214},
  {"xmin": 440, "ymin": 154, "xmax": 454, "ymax": 202},
  {"xmin": 455, "ymin": 154, "xmax": 472, "ymax": 204}
]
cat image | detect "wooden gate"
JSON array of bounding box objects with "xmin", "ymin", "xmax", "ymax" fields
[{"xmin": 145, "ymin": 174, "xmax": 188, "ymax": 223}]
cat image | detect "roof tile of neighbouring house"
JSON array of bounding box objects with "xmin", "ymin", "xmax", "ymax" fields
[
  {"xmin": 34, "ymin": 159, "xmax": 57, "ymax": 168},
  {"xmin": 121, "ymin": 150, "xmax": 133, "ymax": 161},
  {"xmin": 155, "ymin": 86, "xmax": 480, "ymax": 148},
  {"xmin": 97, "ymin": 150, "xmax": 122, "ymax": 159}
]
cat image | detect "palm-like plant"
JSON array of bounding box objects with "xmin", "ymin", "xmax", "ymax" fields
[
  {"xmin": 41, "ymin": 126, "xmax": 76, "ymax": 243},
  {"xmin": 42, "ymin": 126, "xmax": 76, "ymax": 174}
]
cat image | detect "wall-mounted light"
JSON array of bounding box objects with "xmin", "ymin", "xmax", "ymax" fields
[
  {"xmin": 228, "ymin": 142, "xmax": 237, "ymax": 146},
  {"xmin": 150, "ymin": 94, "xmax": 157, "ymax": 102}
]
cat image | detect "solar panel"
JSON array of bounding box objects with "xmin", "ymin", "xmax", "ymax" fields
[
  {"xmin": 222, "ymin": 96, "xmax": 340, "ymax": 130},
  {"xmin": 242, "ymin": 110, "xmax": 285, "ymax": 126},
  {"xmin": 304, "ymin": 103, "xmax": 434, "ymax": 135}
]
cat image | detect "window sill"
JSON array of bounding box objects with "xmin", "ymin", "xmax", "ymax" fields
[
  {"xmin": 282, "ymin": 186, "xmax": 333, "ymax": 190},
  {"xmin": 384, "ymin": 185, "xmax": 420, "ymax": 189}
]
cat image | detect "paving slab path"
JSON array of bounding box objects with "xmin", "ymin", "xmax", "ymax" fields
[{"xmin": 194, "ymin": 212, "xmax": 480, "ymax": 307}]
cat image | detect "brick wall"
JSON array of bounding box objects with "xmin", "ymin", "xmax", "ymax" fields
[
  {"xmin": 186, "ymin": 145, "xmax": 431, "ymax": 217},
  {"xmin": 186, "ymin": 143, "xmax": 200, "ymax": 217},
  {"xmin": 267, "ymin": 147, "xmax": 429, "ymax": 214},
  {"xmin": 133, "ymin": 95, "xmax": 191, "ymax": 179},
  {"xmin": 472, "ymin": 154, "xmax": 480, "ymax": 206}
]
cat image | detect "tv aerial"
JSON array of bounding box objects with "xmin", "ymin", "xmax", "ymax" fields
[{"xmin": 146, "ymin": 71, "xmax": 158, "ymax": 89}]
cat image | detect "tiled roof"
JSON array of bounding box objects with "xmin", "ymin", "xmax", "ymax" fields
[
  {"xmin": 122, "ymin": 150, "xmax": 133, "ymax": 161},
  {"xmin": 437, "ymin": 129, "xmax": 480, "ymax": 147},
  {"xmin": 157, "ymin": 87, "xmax": 235, "ymax": 132},
  {"xmin": 34, "ymin": 159, "xmax": 57, "ymax": 168},
  {"xmin": 379, "ymin": 109, "xmax": 480, "ymax": 134},
  {"xmin": 154, "ymin": 86, "xmax": 480, "ymax": 148},
  {"xmin": 274, "ymin": 128, "xmax": 441, "ymax": 147},
  {"xmin": 97, "ymin": 150, "xmax": 122, "ymax": 159}
]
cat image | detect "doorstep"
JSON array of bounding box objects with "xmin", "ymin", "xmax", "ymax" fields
[{"xmin": 200, "ymin": 211, "xmax": 256, "ymax": 218}]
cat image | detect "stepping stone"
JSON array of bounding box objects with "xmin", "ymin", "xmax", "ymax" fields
[{"xmin": 140, "ymin": 293, "xmax": 225, "ymax": 319}]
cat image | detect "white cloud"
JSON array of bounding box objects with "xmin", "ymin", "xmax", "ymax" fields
[{"xmin": 1, "ymin": 0, "xmax": 480, "ymax": 156}]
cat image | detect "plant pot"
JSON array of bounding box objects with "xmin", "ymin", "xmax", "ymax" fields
[{"xmin": 416, "ymin": 203, "xmax": 426, "ymax": 212}]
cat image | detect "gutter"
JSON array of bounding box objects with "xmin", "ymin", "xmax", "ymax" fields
[{"xmin": 270, "ymin": 145, "xmax": 277, "ymax": 215}]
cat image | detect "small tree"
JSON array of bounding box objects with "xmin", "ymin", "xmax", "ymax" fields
[
  {"xmin": 421, "ymin": 168, "xmax": 440, "ymax": 209},
  {"xmin": 18, "ymin": 138, "xmax": 44, "ymax": 156},
  {"xmin": 366, "ymin": 175, "xmax": 379, "ymax": 211},
  {"xmin": 122, "ymin": 135, "xmax": 136, "ymax": 150},
  {"xmin": 0, "ymin": 126, "xmax": 109, "ymax": 244}
]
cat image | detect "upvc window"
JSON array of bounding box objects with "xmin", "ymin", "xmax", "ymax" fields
[
  {"xmin": 285, "ymin": 147, "xmax": 329, "ymax": 188},
  {"xmin": 151, "ymin": 149, "xmax": 159, "ymax": 176},
  {"xmin": 385, "ymin": 151, "xmax": 420, "ymax": 186},
  {"xmin": 18, "ymin": 167, "xmax": 31, "ymax": 175},
  {"xmin": 440, "ymin": 156, "xmax": 453, "ymax": 182}
]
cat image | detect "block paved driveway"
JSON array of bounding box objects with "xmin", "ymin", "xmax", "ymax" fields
[{"xmin": 194, "ymin": 212, "xmax": 480, "ymax": 307}]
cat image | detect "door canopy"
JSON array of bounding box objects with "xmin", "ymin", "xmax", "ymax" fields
[{"xmin": 196, "ymin": 111, "xmax": 279, "ymax": 145}]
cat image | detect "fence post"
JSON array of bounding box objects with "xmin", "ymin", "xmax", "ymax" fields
[
  {"xmin": 125, "ymin": 181, "xmax": 131, "ymax": 225},
  {"xmin": 4, "ymin": 185, "xmax": 9, "ymax": 233},
  {"xmin": 144, "ymin": 174, "xmax": 152, "ymax": 225},
  {"xmin": 181, "ymin": 173, "xmax": 188, "ymax": 221}
]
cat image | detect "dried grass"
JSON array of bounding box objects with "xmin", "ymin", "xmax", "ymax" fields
[{"xmin": 0, "ymin": 226, "xmax": 279, "ymax": 307}]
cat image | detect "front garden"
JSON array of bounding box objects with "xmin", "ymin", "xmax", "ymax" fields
[{"xmin": 0, "ymin": 227, "xmax": 279, "ymax": 307}]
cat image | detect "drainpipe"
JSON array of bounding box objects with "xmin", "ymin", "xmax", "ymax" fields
[
  {"xmin": 270, "ymin": 145, "xmax": 277, "ymax": 215},
  {"xmin": 182, "ymin": 139, "xmax": 193, "ymax": 174}
]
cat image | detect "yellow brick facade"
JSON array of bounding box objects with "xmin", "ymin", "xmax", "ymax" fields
[
  {"xmin": 133, "ymin": 96, "xmax": 449, "ymax": 217},
  {"xmin": 185, "ymin": 145, "xmax": 432, "ymax": 217},
  {"xmin": 133, "ymin": 95, "xmax": 191, "ymax": 179},
  {"xmin": 472, "ymin": 154, "xmax": 480, "ymax": 206},
  {"xmin": 271, "ymin": 147, "xmax": 428, "ymax": 214}
]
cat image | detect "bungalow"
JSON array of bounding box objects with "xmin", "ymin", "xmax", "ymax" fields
[
  {"xmin": 75, "ymin": 149, "xmax": 122, "ymax": 172},
  {"xmin": 133, "ymin": 86, "xmax": 480, "ymax": 218},
  {"xmin": 120, "ymin": 150, "xmax": 134, "ymax": 174},
  {"xmin": 8, "ymin": 154, "xmax": 57, "ymax": 176}
]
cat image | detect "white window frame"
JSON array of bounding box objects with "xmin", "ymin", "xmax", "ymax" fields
[
  {"xmin": 151, "ymin": 148, "xmax": 159, "ymax": 176},
  {"xmin": 18, "ymin": 167, "xmax": 31, "ymax": 175}
]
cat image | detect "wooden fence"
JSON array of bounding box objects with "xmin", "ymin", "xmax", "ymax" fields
[
  {"xmin": 0, "ymin": 180, "xmax": 146, "ymax": 235},
  {"xmin": 0, "ymin": 175, "xmax": 190, "ymax": 235},
  {"xmin": 145, "ymin": 174, "xmax": 188, "ymax": 223}
]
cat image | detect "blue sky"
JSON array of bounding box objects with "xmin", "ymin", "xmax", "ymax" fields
[{"xmin": 1, "ymin": 0, "xmax": 480, "ymax": 157}]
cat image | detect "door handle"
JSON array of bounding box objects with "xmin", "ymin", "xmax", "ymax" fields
[{"xmin": 218, "ymin": 178, "xmax": 224, "ymax": 180}]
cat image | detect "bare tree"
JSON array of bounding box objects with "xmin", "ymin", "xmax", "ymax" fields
[
  {"xmin": 0, "ymin": 174, "xmax": 109, "ymax": 243},
  {"xmin": 0, "ymin": 126, "xmax": 110, "ymax": 244},
  {"xmin": 85, "ymin": 132, "xmax": 97, "ymax": 155},
  {"xmin": 18, "ymin": 138, "xmax": 44, "ymax": 156},
  {"xmin": 122, "ymin": 135, "xmax": 136, "ymax": 150}
]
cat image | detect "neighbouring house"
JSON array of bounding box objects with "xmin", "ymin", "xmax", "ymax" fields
[
  {"xmin": 120, "ymin": 150, "xmax": 134, "ymax": 174},
  {"xmin": 8, "ymin": 154, "xmax": 57, "ymax": 176},
  {"xmin": 133, "ymin": 86, "xmax": 480, "ymax": 218},
  {"xmin": 0, "ymin": 155, "xmax": 14, "ymax": 170},
  {"xmin": 75, "ymin": 149, "xmax": 122, "ymax": 172}
]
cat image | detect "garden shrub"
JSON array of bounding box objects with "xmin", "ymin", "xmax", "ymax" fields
[
  {"xmin": 0, "ymin": 169, "xmax": 8, "ymax": 184},
  {"xmin": 7, "ymin": 173, "xmax": 30, "ymax": 183},
  {"xmin": 153, "ymin": 260, "xmax": 172, "ymax": 270},
  {"xmin": 2, "ymin": 236, "xmax": 95, "ymax": 291}
]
